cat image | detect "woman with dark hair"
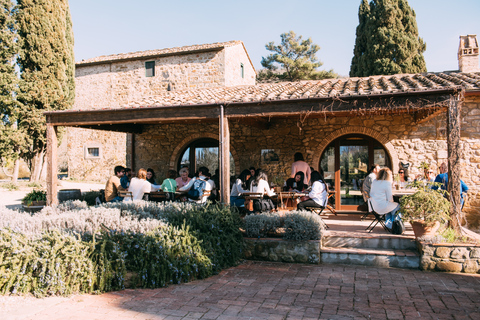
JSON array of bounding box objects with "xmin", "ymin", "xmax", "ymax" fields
[
  {"xmin": 230, "ymin": 169, "xmax": 252, "ymax": 207},
  {"xmin": 297, "ymin": 170, "xmax": 328, "ymax": 211},
  {"xmin": 146, "ymin": 168, "xmax": 156, "ymax": 184},
  {"xmin": 291, "ymin": 152, "xmax": 311, "ymax": 185},
  {"xmin": 285, "ymin": 171, "xmax": 306, "ymax": 191}
]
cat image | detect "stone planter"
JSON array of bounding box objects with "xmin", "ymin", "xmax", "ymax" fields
[
  {"xmin": 22, "ymin": 201, "xmax": 46, "ymax": 213},
  {"xmin": 58, "ymin": 189, "xmax": 82, "ymax": 203},
  {"xmin": 243, "ymin": 237, "xmax": 321, "ymax": 264},
  {"xmin": 411, "ymin": 220, "xmax": 441, "ymax": 239}
]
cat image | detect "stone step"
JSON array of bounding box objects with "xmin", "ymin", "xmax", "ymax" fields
[
  {"xmin": 321, "ymin": 247, "xmax": 420, "ymax": 269},
  {"xmin": 323, "ymin": 235, "xmax": 417, "ymax": 250}
]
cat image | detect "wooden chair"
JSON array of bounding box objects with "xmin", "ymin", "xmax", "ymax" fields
[
  {"xmin": 118, "ymin": 190, "xmax": 133, "ymax": 201},
  {"xmin": 243, "ymin": 192, "xmax": 264, "ymax": 212},
  {"xmin": 148, "ymin": 191, "xmax": 167, "ymax": 202}
]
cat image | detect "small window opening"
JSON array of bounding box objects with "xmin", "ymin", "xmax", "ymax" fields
[
  {"xmin": 145, "ymin": 61, "xmax": 155, "ymax": 77},
  {"xmin": 87, "ymin": 147, "xmax": 99, "ymax": 157},
  {"xmin": 240, "ymin": 63, "xmax": 244, "ymax": 78}
]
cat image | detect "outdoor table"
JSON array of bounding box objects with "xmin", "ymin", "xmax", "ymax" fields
[
  {"xmin": 277, "ymin": 191, "xmax": 308, "ymax": 209},
  {"xmin": 242, "ymin": 192, "xmax": 264, "ymax": 211},
  {"xmin": 392, "ymin": 188, "xmax": 416, "ymax": 202}
]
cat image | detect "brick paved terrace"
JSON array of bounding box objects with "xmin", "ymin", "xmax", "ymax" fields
[{"xmin": 2, "ymin": 261, "xmax": 480, "ymax": 320}]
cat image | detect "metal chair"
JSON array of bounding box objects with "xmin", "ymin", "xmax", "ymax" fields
[{"xmin": 365, "ymin": 199, "xmax": 389, "ymax": 233}]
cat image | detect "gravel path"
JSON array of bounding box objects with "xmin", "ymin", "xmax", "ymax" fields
[{"xmin": 0, "ymin": 180, "xmax": 104, "ymax": 210}]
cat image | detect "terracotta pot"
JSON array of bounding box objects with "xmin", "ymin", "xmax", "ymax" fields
[{"xmin": 410, "ymin": 220, "xmax": 441, "ymax": 239}]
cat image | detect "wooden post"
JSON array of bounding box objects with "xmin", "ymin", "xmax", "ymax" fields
[
  {"xmin": 219, "ymin": 105, "xmax": 230, "ymax": 204},
  {"xmin": 446, "ymin": 91, "xmax": 463, "ymax": 232},
  {"xmin": 46, "ymin": 124, "xmax": 58, "ymax": 206}
]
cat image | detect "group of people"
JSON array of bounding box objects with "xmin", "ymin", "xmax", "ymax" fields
[
  {"xmin": 230, "ymin": 152, "xmax": 329, "ymax": 213},
  {"xmin": 104, "ymin": 165, "xmax": 218, "ymax": 204},
  {"xmin": 361, "ymin": 162, "xmax": 469, "ymax": 231}
]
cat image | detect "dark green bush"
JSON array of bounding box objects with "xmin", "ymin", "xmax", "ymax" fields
[
  {"xmin": 161, "ymin": 203, "xmax": 244, "ymax": 272},
  {"xmin": 82, "ymin": 190, "xmax": 101, "ymax": 206}
]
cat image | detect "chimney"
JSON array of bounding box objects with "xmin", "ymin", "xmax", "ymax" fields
[{"xmin": 458, "ymin": 35, "xmax": 479, "ymax": 72}]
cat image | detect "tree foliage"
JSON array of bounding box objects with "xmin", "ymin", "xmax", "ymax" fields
[
  {"xmin": 350, "ymin": 0, "xmax": 427, "ymax": 77},
  {"xmin": 260, "ymin": 31, "xmax": 337, "ymax": 82},
  {"xmin": 0, "ymin": 1, "xmax": 24, "ymax": 160},
  {"xmin": 15, "ymin": 0, "xmax": 75, "ymax": 180}
]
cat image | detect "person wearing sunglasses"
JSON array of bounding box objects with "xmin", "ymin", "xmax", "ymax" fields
[{"xmin": 397, "ymin": 168, "xmax": 411, "ymax": 188}]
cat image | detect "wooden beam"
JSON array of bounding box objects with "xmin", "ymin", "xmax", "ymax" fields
[
  {"xmin": 447, "ymin": 91, "xmax": 463, "ymax": 231},
  {"xmin": 76, "ymin": 123, "xmax": 143, "ymax": 134},
  {"xmin": 219, "ymin": 105, "xmax": 230, "ymax": 204},
  {"xmin": 46, "ymin": 125, "xmax": 58, "ymax": 206}
]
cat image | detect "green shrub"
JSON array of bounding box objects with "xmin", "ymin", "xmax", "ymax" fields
[
  {"xmin": 283, "ymin": 211, "xmax": 325, "ymax": 241},
  {"xmin": 27, "ymin": 182, "xmax": 42, "ymax": 188},
  {"xmin": 1, "ymin": 182, "xmax": 18, "ymax": 191},
  {"xmin": 22, "ymin": 189, "xmax": 47, "ymax": 205},
  {"xmin": 244, "ymin": 212, "xmax": 282, "ymax": 238},
  {"xmin": 161, "ymin": 203, "xmax": 244, "ymax": 272}
]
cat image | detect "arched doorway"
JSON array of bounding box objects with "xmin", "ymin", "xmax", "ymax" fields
[
  {"xmin": 319, "ymin": 134, "xmax": 391, "ymax": 211},
  {"xmin": 177, "ymin": 138, "xmax": 236, "ymax": 177}
]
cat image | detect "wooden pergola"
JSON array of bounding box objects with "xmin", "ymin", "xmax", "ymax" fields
[{"xmin": 44, "ymin": 87, "xmax": 464, "ymax": 226}]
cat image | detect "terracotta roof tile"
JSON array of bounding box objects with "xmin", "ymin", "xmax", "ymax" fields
[{"xmin": 76, "ymin": 40, "xmax": 243, "ymax": 65}]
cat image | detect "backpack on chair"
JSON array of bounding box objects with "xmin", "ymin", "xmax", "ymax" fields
[{"xmin": 187, "ymin": 178, "xmax": 206, "ymax": 200}]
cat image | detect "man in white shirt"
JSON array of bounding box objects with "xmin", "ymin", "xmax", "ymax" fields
[
  {"xmin": 179, "ymin": 167, "xmax": 212, "ymax": 204},
  {"xmin": 362, "ymin": 164, "xmax": 380, "ymax": 202}
]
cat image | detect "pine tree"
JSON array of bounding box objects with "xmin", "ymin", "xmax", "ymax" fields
[
  {"xmin": 261, "ymin": 31, "xmax": 337, "ymax": 82},
  {"xmin": 350, "ymin": 0, "xmax": 427, "ymax": 77},
  {"xmin": 16, "ymin": 0, "xmax": 75, "ymax": 181}
]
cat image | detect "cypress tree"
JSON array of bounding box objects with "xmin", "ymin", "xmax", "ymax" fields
[
  {"xmin": 350, "ymin": 0, "xmax": 427, "ymax": 77},
  {"xmin": 0, "ymin": 0, "xmax": 26, "ymax": 182},
  {"xmin": 16, "ymin": 0, "xmax": 75, "ymax": 181}
]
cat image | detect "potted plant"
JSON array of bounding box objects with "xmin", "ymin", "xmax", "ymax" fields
[
  {"xmin": 399, "ymin": 183, "xmax": 450, "ymax": 239},
  {"xmin": 22, "ymin": 189, "xmax": 47, "ymax": 213}
]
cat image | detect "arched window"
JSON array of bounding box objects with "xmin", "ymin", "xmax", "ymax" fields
[{"xmin": 177, "ymin": 138, "xmax": 235, "ymax": 176}]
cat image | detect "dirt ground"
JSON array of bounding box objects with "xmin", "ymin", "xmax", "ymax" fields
[{"xmin": 0, "ymin": 180, "xmax": 104, "ymax": 210}]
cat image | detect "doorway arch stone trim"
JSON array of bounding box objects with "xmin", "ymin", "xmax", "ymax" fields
[
  {"xmin": 312, "ymin": 126, "xmax": 399, "ymax": 173},
  {"xmin": 169, "ymin": 132, "xmax": 240, "ymax": 175}
]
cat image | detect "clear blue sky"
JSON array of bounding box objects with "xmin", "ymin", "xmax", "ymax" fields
[{"xmin": 70, "ymin": 0, "xmax": 479, "ymax": 77}]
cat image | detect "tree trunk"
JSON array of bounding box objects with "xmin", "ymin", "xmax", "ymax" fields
[
  {"xmin": 12, "ymin": 159, "xmax": 19, "ymax": 183},
  {"xmin": 446, "ymin": 91, "xmax": 463, "ymax": 235},
  {"xmin": 30, "ymin": 150, "xmax": 45, "ymax": 182}
]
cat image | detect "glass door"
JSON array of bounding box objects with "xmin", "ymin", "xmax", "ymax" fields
[{"xmin": 320, "ymin": 135, "xmax": 390, "ymax": 211}]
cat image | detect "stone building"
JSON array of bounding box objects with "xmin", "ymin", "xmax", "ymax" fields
[
  {"xmin": 48, "ymin": 35, "xmax": 480, "ymax": 229},
  {"xmin": 66, "ymin": 41, "xmax": 255, "ymax": 180}
]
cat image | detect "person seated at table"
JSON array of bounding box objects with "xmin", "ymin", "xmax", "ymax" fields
[
  {"xmin": 433, "ymin": 162, "xmax": 469, "ymax": 208},
  {"xmin": 362, "ymin": 164, "xmax": 380, "ymax": 202},
  {"xmin": 297, "ymin": 170, "xmax": 328, "ymax": 211},
  {"xmin": 120, "ymin": 168, "xmax": 132, "ymax": 189},
  {"xmin": 125, "ymin": 168, "xmax": 155, "ymax": 201},
  {"xmin": 415, "ymin": 167, "xmax": 436, "ymax": 183},
  {"xmin": 105, "ymin": 165, "xmax": 126, "ymax": 202},
  {"xmin": 205, "ymin": 172, "xmax": 217, "ymax": 202},
  {"xmin": 284, "ymin": 171, "xmax": 307, "ymax": 192},
  {"xmin": 160, "ymin": 170, "xmax": 177, "ymax": 201},
  {"xmin": 398, "ymin": 168, "xmax": 411, "ymax": 188},
  {"xmin": 146, "ymin": 168, "xmax": 156, "ymax": 184},
  {"xmin": 370, "ymin": 168, "xmax": 399, "ymax": 230},
  {"xmin": 230, "ymin": 169, "xmax": 251, "ymax": 207},
  {"xmin": 176, "ymin": 167, "xmax": 191, "ymax": 190},
  {"xmin": 179, "ymin": 166, "xmax": 212, "ymax": 204},
  {"xmin": 291, "ymin": 152, "xmax": 311, "ymax": 185},
  {"xmin": 250, "ymin": 170, "xmax": 276, "ymax": 197}
]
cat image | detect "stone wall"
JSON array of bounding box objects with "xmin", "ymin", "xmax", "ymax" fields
[
  {"xmin": 131, "ymin": 102, "xmax": 480, "ymax": 228},
  {"xmin": 419, "ymin": 242, "xmax": 480, "ymax": 273},
  {"xmin": 243, "ymin": 238, "xmax": 321, "ymax": 264},
  {"xmin": 68, "ymin": 44, "xmax": 255, "ymax": 181}
]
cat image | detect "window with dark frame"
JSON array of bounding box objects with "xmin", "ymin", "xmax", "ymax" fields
[
  {"xmin": 145, "ymin": 61, "xmax": 155, "ymax": 77},
  {"xmin": 240, "ymin": 63, "xmax": 244, "ymax": 78}
]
